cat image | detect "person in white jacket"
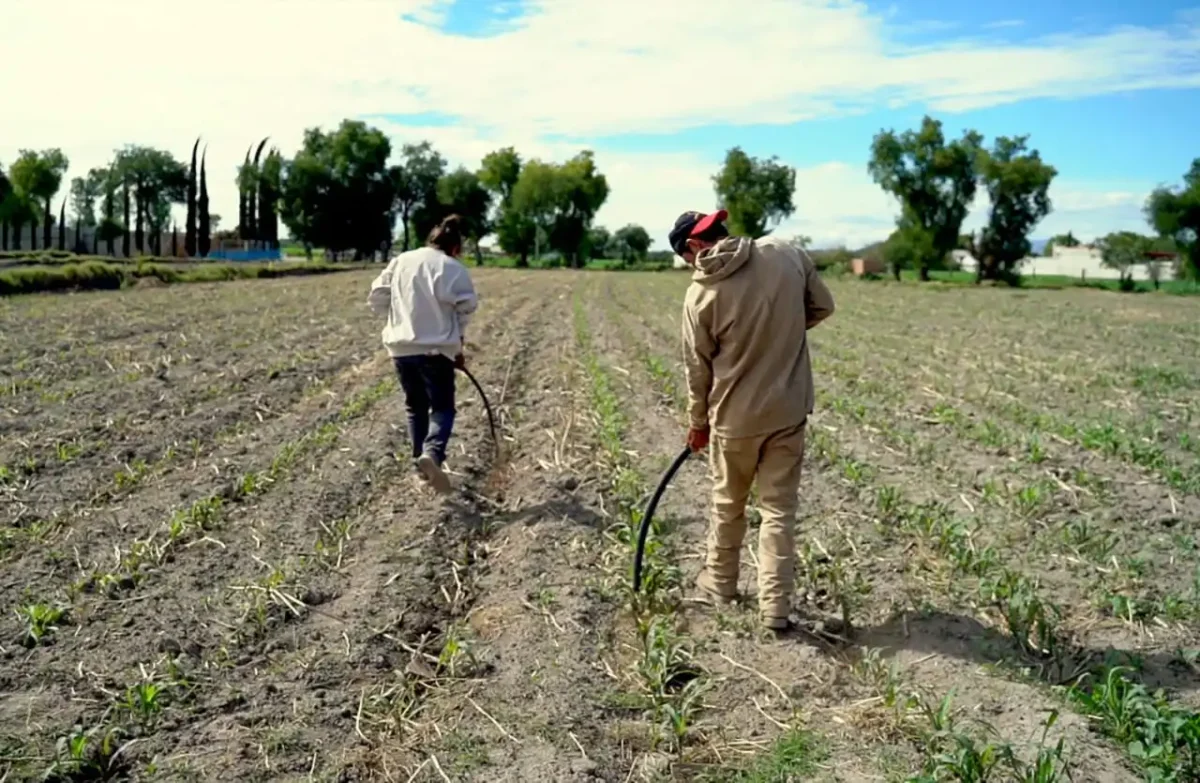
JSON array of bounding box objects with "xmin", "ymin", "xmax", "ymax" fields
[{"xmin": 368, "ymin": 214, "xmax": 478, "ymax": 493}]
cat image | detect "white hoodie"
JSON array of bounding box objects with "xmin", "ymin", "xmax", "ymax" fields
[{"xmin": 367, "ymin": 246, "xmax": 478, "ymax": 359}]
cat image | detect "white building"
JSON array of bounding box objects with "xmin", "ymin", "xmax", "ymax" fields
[
  {"xmin": 1022, "ymin": 245, "xmax": 1177, "ymax": 282},
  {"xmin": 955, "ymin": 245, "xmax": 1177, "ymax": 282},
  {"xmin": 949, "ymin": 249, "xmax": 978, "ymax": 271}
]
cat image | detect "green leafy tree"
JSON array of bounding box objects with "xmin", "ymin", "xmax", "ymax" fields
[
  {"xmin": 114, "ymin": 145, "xmax": 187, "ymax": 255},
  {"xmin": 10, "ymin": 149, "xmax": 70, "ymax": 251},
  {"xmin": 389, "ymin": 141, "xmax": 447, "ymax": 252},
  {"xmin": 1097, "ymin": 231, "xmax": 1151, "ymax": 288},
  {"xmin": 121, "ymin": 177, "xmax": 131, "ymax": 257},
  {"xmin": 479, "ymin": 147, "xmax": 521, "ymax": 205},
  {"xmin": 436, "ymin": 167, "xmax": 492, "ymax": 264},
  {"xmin": 975, "ymin": 135, "xmax": 1057, "ymax": 284},
  {"xmin": 406, "ymin": 144, "xmax": 449, "ymax": 249},
  {"xmin": 506, "ymin": 152, "xmax": 608, "ymax": 268},
  {"xmin": 588, "ymin": 225, "xmax": 611, "ymax": 259},
  {"xmin": 548, "ymin": 150, "xmax": 609, "ymax": 268},
  {"xmin": 480, "ymin": 147, "xmax": 530, "ymax": 264},
  {"xmin": 869, "ymin": 116, "xmax": 981, "ymax": 281},
  {"xmin": 7, "ymin": 158, "xmax": 39, "ymax": 251},
  {"xmin": 185, "ymin": 138, "xmax": 199, "ymax": 256},
  {"xmin": 279, "ymin": 120, "xmax": 395, "ymax": 259},
  {"xmin": 883, "ymin": 222, "xmax": 935, "ymax": 280},
  {"xmin": 4, "ymin": 193, "xmax": 36, "ymax": 251},
  {"xmin": 1144, "ymin": 158, "xmax": 1200, "ymax": 280},
  {"xmin": 511, "ymin": 159, "xmax": 561, "ymax": 264},
  {"xmin": 712, "ymin": 147, "xmax": 796, "ymax": 238},
  {"xmin": 494, "ymin": 208, "xmax": 538, "ymax": 267},
  {"xmin": 96, "ymin": 168, "xmax": 123, "ymax": 256},
  {"xmin": 0, "ymin": 165, "xmax": 13, "ymax": 250},
  {"xmin": 278, "ymin": 142, "xmax": 327, "ymax": 259},
  {"xmin": 611, "ymin": 224, "xmax": 652, "ymax": 265},
  {"xmin": 69, "ymin": 169, "xmax": 105, "ymax": 229}
]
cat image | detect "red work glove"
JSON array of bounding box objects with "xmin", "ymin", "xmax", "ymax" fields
[{"xmin": 686, "ymin": 427, "xmax": 710, "ymax": 453}]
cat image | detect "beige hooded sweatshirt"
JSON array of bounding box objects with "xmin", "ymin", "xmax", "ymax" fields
[{"xmin": 681, "ymin": 235, "xmax": 836, "ymax": 440}]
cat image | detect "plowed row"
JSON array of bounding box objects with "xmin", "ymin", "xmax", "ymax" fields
[{"xmin": 1, "ymin": 270, "xmax": 1197, "ymax": 782}]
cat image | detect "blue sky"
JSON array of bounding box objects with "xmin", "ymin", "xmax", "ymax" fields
[
  {"xmin": 7, "ymin": 0, "xmax": 1200, "ymax": 249},
  {"xmin": 379, "ymin": 0, "xmax": 1200, "ymax": 247}
]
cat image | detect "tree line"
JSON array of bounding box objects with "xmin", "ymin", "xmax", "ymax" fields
[
  {"xmin": 0, "ymin": 118, "xmax": 800, "ymax": 268},
  {"xmin": 275, "ymin": 120, "xmax": 800, "ymax": 266},
  {"xmin": 11, "ymin": 114, "xmax": 1187, "ymax": 279},
  {"xmin": 867, "ymin": 115, "xmax": 1200, "ymax": 283},
  {"xmin": 0, "ymin": 144, "xmax": 218, "ymax": 258}
]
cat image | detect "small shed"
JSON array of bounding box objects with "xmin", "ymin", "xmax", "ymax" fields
[{"xmin": 851, "ymin": 257, "xmax": 886, "ymax": 277}]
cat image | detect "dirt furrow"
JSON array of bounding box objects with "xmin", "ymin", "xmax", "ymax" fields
[
  {"xmin": 142, "ymin": 274, "xmax": 568, "ymax": 780},
  {"xmin": 412, "ymin": 273, "xmax": 627, "ymax": 782}
]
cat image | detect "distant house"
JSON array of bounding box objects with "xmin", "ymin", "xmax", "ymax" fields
[
  {"xmin": 952, "ymin": 244, "xmax": 1178, "ymax": 282},
  {"xmin": 1023, "ymin": 245, "xmax": 1178, "ymax": 282},
  {"xmin": 851, "ymin": 257, "xmax": 886, "ymax": 277},
  {"xmin": 949, "ymin": 249, "xmax": 979, "ymax": 272}
]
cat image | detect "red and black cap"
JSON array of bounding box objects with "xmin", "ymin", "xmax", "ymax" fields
[{"xmin": 668, "ymin": 209, "xmax": 728, "ymax": 254}]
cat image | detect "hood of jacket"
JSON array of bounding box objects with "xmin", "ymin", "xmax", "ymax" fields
[{"xmin": 692, "ymin": 236, "xmax": 752, "ymax": 284}]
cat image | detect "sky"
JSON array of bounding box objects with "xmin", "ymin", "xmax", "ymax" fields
[{"xmin": 5, "ymin": 0, "xmax": 1200, "ymax": 250}]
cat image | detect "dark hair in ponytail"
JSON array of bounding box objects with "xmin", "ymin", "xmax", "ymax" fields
[{"xmin": 427, "ymin": 214, "xmax": 464, "ymax": 256}]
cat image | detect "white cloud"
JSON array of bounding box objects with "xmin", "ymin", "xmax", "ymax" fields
[
  {"xmin": 774, "ymin": 167, "xmax": 1156, "ymax": 249},
  {"xmin": 3, "ymin": 0, "xmax": 1195, "ymax": 248},
  {"xmin": 378, "ymin": 124, "xmax": 1158, "ymax": 250}
]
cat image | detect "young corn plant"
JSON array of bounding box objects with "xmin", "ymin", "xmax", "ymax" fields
[
  {"xmin": 575, "ymin": 293, "xmax": 708, "ymax": 752},
  {"xmin": 853, "ymin": 647, "xmax": 906, "ymax": 709},
  {"xmin": 44, "ymin": 722, "xmax": 130, "ymax": 781},
  {"xmin": 981, "ymin": 569, "xmax": 1064, "ymax": 661},
  {"xmin": 16, "ymin": 602, "xmax": 68, "ymax": 647},
  {"xmin": 120, "ymin": 681, "xmax": 167, "ymax": 728},
  {"xmin": 637, "ymin": 615, "xmax": 707, "ymax": 750},
  {"xmin": 438, "ymin": 622, "xmax": 479, "ymax": 679},
  {"xmin": 907, "ymin": 695, "xmax": 1071, "ymax": 783},
  {"xmin": 796, "ymin": 539, "xmax": 872, "ymax": 633}
]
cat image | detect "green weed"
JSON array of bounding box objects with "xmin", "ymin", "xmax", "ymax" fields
[
  {"xmin": 55, "ymin": 441, "xmax": 83, "ymax": 463},
  {"xmin": 706, "ymin": 728, "xmax": 824, "ymax": 782},
  {"xmin": 1069, "ymin": 666, "xmax": 1200, "ymax": 781}
]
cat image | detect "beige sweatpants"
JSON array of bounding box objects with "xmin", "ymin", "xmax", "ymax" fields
[{"xmin": 696, "ymin": 420, "xmax": 806, "ymax": 621}]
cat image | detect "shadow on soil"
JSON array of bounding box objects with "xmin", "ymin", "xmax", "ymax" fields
[
  {"xmin": 449, "ymin": 482, "xmax": 610, "ymax": 534},
  {"xmin": 828, "ymin": 609, "xmax": 1200, "ymax": 695}
]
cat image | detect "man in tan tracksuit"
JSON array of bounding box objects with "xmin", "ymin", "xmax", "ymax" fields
[{"xmin": 668, "ymin": 209, "xmax": 836, "ymax": 631}]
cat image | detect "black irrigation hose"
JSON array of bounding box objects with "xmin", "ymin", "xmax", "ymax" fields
[
  {"xmin": 457, "ymin": 365, "xmax": 499, "ymax": 453},
  {"xmin": 633, "ymin": 446, "xmax": 693, "ymax": 593}
]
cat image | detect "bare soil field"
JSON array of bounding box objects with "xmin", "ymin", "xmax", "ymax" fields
[{"xmin": 1, "ymin": 269, "xmax": 1197, "ymax": 782}]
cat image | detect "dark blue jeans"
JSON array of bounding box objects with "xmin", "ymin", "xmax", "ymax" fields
[{"xmin": 393, "ymin": 354, "xmax": 457, "ymax": 465}]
